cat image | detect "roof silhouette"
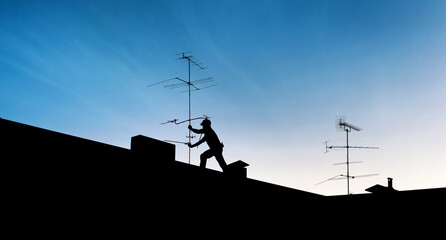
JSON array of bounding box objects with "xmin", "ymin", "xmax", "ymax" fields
[{"xmin": 1, "ymin": 117, "xmax": 444, "ymax": 238}]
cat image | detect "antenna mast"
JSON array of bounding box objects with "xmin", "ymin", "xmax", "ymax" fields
[
  {"xmin": 147, "ymin": 52, "xmax": 215, "ymax": 164},
  {"xmin": 177, "ymin": 52, "xmax": 207, "ymax": 164}
]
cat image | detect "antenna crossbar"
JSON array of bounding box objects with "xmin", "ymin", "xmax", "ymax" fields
[
  {"xmin": 327, "ymin": 145, "xmax": 379, "ymax": 149},
  {"xmin": 316, "ymin": 173, "xmax": 379, "ymax": 185},
  {"xmin": 333, "ymin": 161, "xmax": 363, "ymax": 165},
  {"xmin": 163, "ymin": 77, "xmax": 216, "ymax": 92},
  {"xmin": 164, "ymin": 140, "xmax": 189, "ymax": 145},
  {"xmin": 162, "ymin": 116, "xmax": 209, "ymax": 125},
  {"xmin": 179, "ymin": 84, "xmax": 217, "ymax": 93}
]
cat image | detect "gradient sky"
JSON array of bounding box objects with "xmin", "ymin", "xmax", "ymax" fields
[{"xmin": 1, "ymin": 0, "xmax": 445, "ymax": 195}]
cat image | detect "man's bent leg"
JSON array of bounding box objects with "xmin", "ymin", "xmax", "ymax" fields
[{"xmin": 200, "ymin": 149, "xmax": 214, "ymax": 168}]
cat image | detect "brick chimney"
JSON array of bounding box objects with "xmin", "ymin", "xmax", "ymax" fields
[{"xmin": 226, "ymin": 160, "xmax": 249, "ymax": 178}]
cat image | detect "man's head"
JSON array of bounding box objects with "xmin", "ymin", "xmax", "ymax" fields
[{"xmin": 201, "ymin": 118, "xmax": 211, "ymax": 128}]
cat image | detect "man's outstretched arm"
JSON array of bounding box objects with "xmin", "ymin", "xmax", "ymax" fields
[{"xmin": 188, "ymin": 137, "xmax": 205, "ymax": 148}]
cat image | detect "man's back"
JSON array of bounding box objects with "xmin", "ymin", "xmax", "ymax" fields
[{"xmin": 204, "ymin": 127, "xmax": 222, "ymax": 150}]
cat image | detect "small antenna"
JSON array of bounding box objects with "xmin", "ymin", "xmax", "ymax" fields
[
  {"xmin": 161, "ymin": 115, "xmax": 209, "ymax": 126},
  {"xmin": 316, "ymin": 173, "xmax": 379, "ymax": 186},
  {"xmin": 161, "ymin": 119, "xmax": 178, "ymax": 125},
  {"xmin": 176, "ymin": 51, "xmax": 207, "ymax": 70},
  {"xmin": 336, "ymin": 116, "xmax": 361, "ymax": 132}
]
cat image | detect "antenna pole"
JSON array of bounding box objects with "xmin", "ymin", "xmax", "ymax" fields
[
  {"xmin": 176, "ymin": 51, "xmax": 209, "ymax": 165},
  {"xmin": 188, "ymin": 55, "xmax": 191, "ymax": 164},
  {"xmin": 346, "ymin": 128, "xmax": 350, "ymax": 195}
]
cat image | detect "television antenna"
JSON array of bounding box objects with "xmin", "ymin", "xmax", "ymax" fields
[
  {"xmin": 319, "ymin": 116, "xmax": 379, "ymax": 195},
  {"xmin": 147, "ymin": 52, "xmax": 215, "ymax": 164}
]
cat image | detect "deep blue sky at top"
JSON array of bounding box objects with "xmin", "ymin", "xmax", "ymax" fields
[{"xmin": 1, "ymin": 0, "xmax": 445, "ymax": 195}]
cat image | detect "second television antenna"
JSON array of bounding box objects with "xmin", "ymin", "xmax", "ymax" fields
[{"xmin": 319, "ymin": 116, "xmax": 379, "ymax": 195}]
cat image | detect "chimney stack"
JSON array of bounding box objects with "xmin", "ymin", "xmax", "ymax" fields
[
  {"xmin": 226, "ymin": 160, "xmax": 249, "ymax": 178},
  {"xmin": 387, "ymin": 177, "xmax": 393, "ymax": 189}
]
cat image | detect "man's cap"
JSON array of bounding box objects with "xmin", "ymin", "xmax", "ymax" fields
[{"xmin": 201, "ymin": 118, "xmax": 211, "ymax": 126}]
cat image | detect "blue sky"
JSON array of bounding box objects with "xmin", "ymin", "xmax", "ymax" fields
[{"xmin": 1, "ymin": 0, "xmax": 445, "ymax": 195}]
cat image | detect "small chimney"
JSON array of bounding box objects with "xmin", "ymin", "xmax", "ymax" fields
[
  {"xmin": 387, "ymin": 177, "xmax": 393, "ymax": 189},
  {"xmin": 226, "ymin": 160, "xmax": 249, "ymax": 178}
]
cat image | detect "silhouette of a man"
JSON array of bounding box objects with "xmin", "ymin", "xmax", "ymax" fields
[{"xmin": 188, "ymin": 119, "xmax": 227, "ymax": 172}]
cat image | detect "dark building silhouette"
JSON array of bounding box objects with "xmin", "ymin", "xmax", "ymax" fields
[
  {"xmin": 2, "ymin": 118, "xmax": 444, "ymax": 238},
  {"xmin": 365, "ymin": 177, "xmax": 398, "ymax": 194}
]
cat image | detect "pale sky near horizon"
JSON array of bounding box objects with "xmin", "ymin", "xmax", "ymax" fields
[{"xmin": 1, "ymin": 0, "xmax": 445, "ymax": 195}]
